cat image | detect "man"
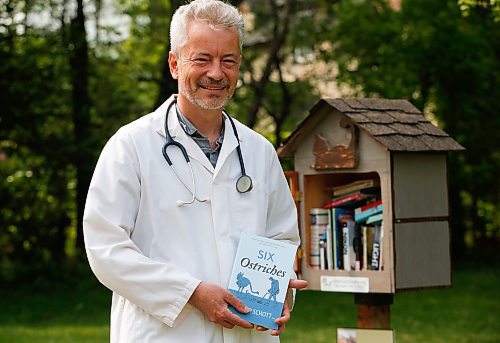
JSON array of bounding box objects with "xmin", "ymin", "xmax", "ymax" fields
[{"xmin": 83, "ymin": 0, "xmax": 307, "ymax": 342}]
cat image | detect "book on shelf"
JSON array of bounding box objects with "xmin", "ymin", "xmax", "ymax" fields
[
  {"xmin": 325, "ymin": 218, "xmax": 334, "ymax": 270},
  {"xmin": 362, "ymin": 226, "xmax": 368, "ymax": 270},
  {"xmin": 227, "ymin": 232, "xmax": 297, "ymax": 329},
  {"xmin": 355, "ymin": 203, "xmax": 383, "ymax": 223},
  {"xmin": 355, "ymin": 199, "xmax": 382, "ymax": 213},
  {"xmin": 370, "ymin": 223, "xmax": 383, "ymax": 270},
  {"xmin": 341, "ymin": 219, "xmax": 357, "ymax": 271},
  {"xmin": 333, "ymin": 209, "xmax": 353, "ymax": 270},
  {"xmin": 331, "ymin": 179, "xmax": 380, "ymax": 197},
  {"xmin": 366, "ymin": 212, "xmax": 383, "ymax": 225},
  {"xmin": 323, "ymin": 192, "xmax": 369, "ymax": 209},
  {"xmin": 309, "ymin": 224, "xmax": 323, "ymax": 269}
]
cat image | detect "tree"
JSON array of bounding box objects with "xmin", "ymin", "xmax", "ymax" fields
[
  {"xmin": 69, "ymin": 0, "xmax": 92, "ymax": 248},
  {"xmin": 324, "ymin": 0, "xmax": 499, "ymax": 258}
]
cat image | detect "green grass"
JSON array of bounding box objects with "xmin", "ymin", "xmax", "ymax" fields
[
  {"xmin": 1, "ymin": 265, "xmax": 498, "ymax": 342},
  {"xmin": 282, "ymin": 265, "xmax": 500, "ymax": 342}
]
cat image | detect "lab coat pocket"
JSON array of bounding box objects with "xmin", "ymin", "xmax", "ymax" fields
[{"xmin": 233, "ymin": 180, "xmax": 269, "ymax": 234}]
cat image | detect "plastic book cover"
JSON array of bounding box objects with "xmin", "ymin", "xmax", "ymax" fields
[{"xmin": 227, "ymin": 232, "xmax": 298, "ymax": 329}]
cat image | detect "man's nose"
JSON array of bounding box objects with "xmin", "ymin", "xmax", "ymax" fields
[{"xmin": 206, "ymin": 61, "xmax": 224, "ymax": 80}]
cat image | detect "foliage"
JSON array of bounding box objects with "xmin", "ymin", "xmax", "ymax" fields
[
  {"xmin": 324, "ymin": 0, "xmax": 500, "ymax": 256},
  {"xmin": 1, "ymin": 0, "xmax": 498, "ymax": 280},
  {"xmin": 0, "ymin": 4, "xmax": 75, "ymax": 278}
]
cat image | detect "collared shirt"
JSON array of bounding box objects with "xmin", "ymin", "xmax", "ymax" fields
[{"xmin": 176, "ymin": 106, "xmax": 225, "ymax": 168}]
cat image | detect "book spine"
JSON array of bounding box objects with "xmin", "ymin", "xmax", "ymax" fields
[
  {"xmin": 355, "ymin": 204, "xmax": 383, "ymax": 222},
  {"xmin": 310, "ymin": 224, "xmax": 321, "ymax": 269},
  {"xmin": 342, "ymin": 220, "xmax": 356, "ymax": 271},
  {"xmin": 366, "ymin": 212, "xmax": 383, "ymax": 225},
  {"xmin": 362, "ymin": 226, "xmax": 368, "ymax": 270},
  {"xmin": 356, "ymin": 199, "xmax": 382, "ymax": 214},
  {"xmin": 330, "ymin": 208, "xmax": 339, "ymax": 270},
  {"xmin": 326, "ymin": 224, "xmax": 334, "ymax": 270},
  {"xmin": 323, "ymin": 193, "xmax": 363, "ymax": 209},
  {"xmin": 342, "ymin": 222, "xmax": 350, "ymax": 271},
  {"xmin": 319, "ymin": 236, "xmax": 326, "ymax": 270},
  {"xmin": 370, "ymin": 223, "xmax": 382, "ymax": 270}
]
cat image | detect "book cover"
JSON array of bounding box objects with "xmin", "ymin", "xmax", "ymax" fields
[{"xmin": 227, "ymin": 232, "xmax": 297, "ymax": 329}]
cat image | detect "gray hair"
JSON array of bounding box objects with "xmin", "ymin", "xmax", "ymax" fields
[{"xmin": 170, "ymin": 0, "xmax": 244, "ymax": 54}]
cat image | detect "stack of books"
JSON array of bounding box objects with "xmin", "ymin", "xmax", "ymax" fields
[{"xmin": 309, "ymin": 178, "xmax": 383, "ymax": 272}]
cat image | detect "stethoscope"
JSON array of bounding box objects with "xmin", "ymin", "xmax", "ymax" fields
[{"xmin": 161, "ymin": 97, "xmax": 253, "ymax": 206}]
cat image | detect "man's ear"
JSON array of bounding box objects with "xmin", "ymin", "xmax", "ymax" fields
[{"xmin": 168, "ymin": 51, "xmax": 179, "ymax": 79}]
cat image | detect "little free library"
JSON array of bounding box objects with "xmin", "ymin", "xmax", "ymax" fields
[{"xmin": 278, "ymin": 98, "xmax": 463, "ymax": 329}]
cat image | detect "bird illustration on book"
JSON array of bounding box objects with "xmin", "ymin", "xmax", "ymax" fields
[
  {"xmin": 236, "ymin": 272, "xmax": 259, "ymax": 295},
  {"xmin": 263, "ymin": 277, "xmax": 280, "ymax": 306}
]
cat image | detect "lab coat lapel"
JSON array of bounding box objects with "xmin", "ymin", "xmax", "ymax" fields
[{"xmin": 214, "ymin": 115, "xmax": 239, "ymax": 178}]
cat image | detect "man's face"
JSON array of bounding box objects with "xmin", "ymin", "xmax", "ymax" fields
[{"xmin": 169, "ymin": 20, "xmax": 241, "ymax": 110}]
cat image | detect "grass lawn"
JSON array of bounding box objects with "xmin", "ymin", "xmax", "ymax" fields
[{"xmin": 0, "ymin": 264, "xmax": 498, "ymax": 342}]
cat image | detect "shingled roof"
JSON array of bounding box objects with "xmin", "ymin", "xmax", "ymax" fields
[{"xmin": 278, "ymin": 98, "xmax": 465, "ymax": 156}]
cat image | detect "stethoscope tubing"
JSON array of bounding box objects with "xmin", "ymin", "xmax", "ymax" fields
[{"xmin": 162, "ymin": 97, "xmax": 252, "ymax": 205}]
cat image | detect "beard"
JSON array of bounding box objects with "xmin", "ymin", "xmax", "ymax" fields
[{"xmin": 179, "ymin": 78, "xmax": 235, "ymax": 110}]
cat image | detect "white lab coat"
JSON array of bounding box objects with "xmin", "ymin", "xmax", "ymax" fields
[{"xmin": 83, "ymin": 95, "xmax": 300, "ymax": 343}]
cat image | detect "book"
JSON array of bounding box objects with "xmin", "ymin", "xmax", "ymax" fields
[
  {"xmin": 323, "ymin": 193, "xmax": 369, "ymax": 209},
  {"xmin": 366, "ymin": 212, "xmax": 383, "ymax": 224},
  {"xmin": 355, "ymin": 203, "xmax": 383, "ymax": 223},
  {"xmin": 362, "ymin": 226, "xmax": 368, "ymax": 270},
  {"xmin": 370, "ymin": 223, "xmax": 383, "ymax": 270},
  {"xmin": 309, "ymin": 224, "xmax": 322, "ymax": 269},
  {"xmin": 331, "ymin": 179, "xmax": 380, "ymax": 197},
  {"xmin": 332, "ymin": 208, "xmax": 353, "ymax": 269},
  {"xmin": 341, "ymin": 219, "xmax": 356, "ymax": 271},
  {"xmin": 364, "ymin": 226, "xmax": 375, "ymax": 270},
  {"xmin": 355, "ymin": 199, "xmax": 382, "ymax": 214},
  {"xmin": 227, "ymin": 232, "xmax": 297, "ymax": 329}
]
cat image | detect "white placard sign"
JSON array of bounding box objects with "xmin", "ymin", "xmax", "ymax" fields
[{"xmin": 320, "ymin": 275, "xmax": 369, "ymax": 293}]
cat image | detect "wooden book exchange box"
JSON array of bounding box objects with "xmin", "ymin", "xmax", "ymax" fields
[{"xmin": 278, "ymin": 98, "xmax": 464, "ymax": 294}]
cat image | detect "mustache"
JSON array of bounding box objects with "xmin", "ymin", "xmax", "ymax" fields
[{"xmin": 198, "ymin": 79, "xmax": 229, "ymax": 87}]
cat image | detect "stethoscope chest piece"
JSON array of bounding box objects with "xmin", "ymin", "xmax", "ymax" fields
[{"xmin": 236, "ymin": 174, "xmax": 253, "ymax": 193}]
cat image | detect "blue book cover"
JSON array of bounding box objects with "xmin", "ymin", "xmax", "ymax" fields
[{"xmin": 227, "ymin": 232, "xmax": 298, "ymax": 329}]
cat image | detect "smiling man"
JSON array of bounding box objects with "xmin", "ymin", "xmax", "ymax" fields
[{"xmin": 83, "ymin": 1, "xmax": 307, "ymax": 342}]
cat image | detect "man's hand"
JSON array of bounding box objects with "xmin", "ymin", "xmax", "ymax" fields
[
  {"xmin": 256, "ymin": 278, "xmax": 308, "ymax": 336},
  {"xmin": 188, "ymin": 282, "xmax": 254, "ymax": 329}
]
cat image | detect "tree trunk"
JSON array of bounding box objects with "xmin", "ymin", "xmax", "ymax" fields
[
  {"xmin": 246, "ymin": 0, "xmax": 293, "ymax": 129},
  {"xmin": 69, "ymin": 0, "xmax": 92, "ymax": 250}
]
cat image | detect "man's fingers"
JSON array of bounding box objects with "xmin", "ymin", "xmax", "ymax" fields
[
  {"xmin": 289, "ymin": 279, "xmax": 308, "ymax": 290},
  {"xmin": 224, "ymin": 292, "xmax": 250, "ymax": 314},
  {"xmin": 225, "ymin": 311, "xmax": 254, "ymax": 329}
]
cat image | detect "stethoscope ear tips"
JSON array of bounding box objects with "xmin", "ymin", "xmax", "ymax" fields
[{"xmin": 176, "ymin": 200, "xmax": 184, "ymax": 207}]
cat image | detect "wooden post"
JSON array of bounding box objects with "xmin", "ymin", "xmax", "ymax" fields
[{"xmin": 354, "ymin": 293, "xmax": 393, "ymax": 329}]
